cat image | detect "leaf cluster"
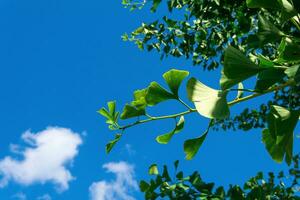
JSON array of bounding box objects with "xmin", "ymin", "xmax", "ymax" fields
[
  {"xmin": 100, "ymin": 0, "xmax": 300, "ymax": 165},
  {"xmin": 140, "ymin": 156, "xmax": 300, "ymax": 199}
]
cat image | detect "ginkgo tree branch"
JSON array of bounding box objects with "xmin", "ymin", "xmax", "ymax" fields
[{"xmin": 118, "ymin": 79, "xmax": 296, "ymax": 131}]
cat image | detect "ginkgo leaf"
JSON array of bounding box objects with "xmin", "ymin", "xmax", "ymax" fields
[
  {"xmin": 163, "ymin": 69, "xmax": 189, "ymax": 98},
  {"xmin": 146, "ymin": 82, "xmax": 175, "ymax": 106},
  {"xmin": 106, "ymin": 134, "xmax": 122, "ymax": 154},
  {"xmin": 156, "ymin": 116, "xmax": 184, "ymax": 144},
  {"xmin": 221, "ymin": 47, "xmax": 260, "ymax": 90},
  {"xmin": 263, "ymin": 105, "xmax": 300, "ymax": 165},
  {"xmin": 187, "ymin": 78, "xmax": 230, "ymax": 119},
  {"xmin": 149, "ymin": 164, "xmax": 159, "ymax": 175},
  {"xmin": 120, "ymin": 104, "xmax": 145, "ymax": 119},
  {"xmin": 184, "ymin": 130, "xmax": 208, "ymax": 160}
]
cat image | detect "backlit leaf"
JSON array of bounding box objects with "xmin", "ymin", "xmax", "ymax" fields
[
  {"xmin": 146, "ymin": 82, "xmax": 175, "ymax": 106},
  {"xmin": 120, "ymin": 104, "xmax": 145, "ymax": 119},
  {"xmin": 187, "ymin": 78, "xmax": 230, "ymax": 119},
  {"xmin": 149, "ymin": 164, "xmax": 159, "ymax": 175},
  {"xmin": 163, "ymin": 69, "xmax": 189, "ymax": 98}
]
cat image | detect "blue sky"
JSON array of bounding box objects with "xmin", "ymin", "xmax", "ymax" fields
[{"xmin": 0, "ymin": 0, "xmax": 299, "ymax": 200}]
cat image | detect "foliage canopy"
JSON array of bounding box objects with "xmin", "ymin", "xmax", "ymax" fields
[{"xmin": 100, "ymin": 0, "xmax": 300, "ymax": 199}]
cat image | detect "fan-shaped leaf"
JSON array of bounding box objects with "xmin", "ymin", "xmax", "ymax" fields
[
  {"xmin": 187, "ymin": 78, "xmax": 229, "ymax": 119},
  {"xmin": 184, "ymin": 130, "xmax": 208, "ymax": 160},
  {"xmin": 221, "ymin": 47, "xmax": 260, "ymax": 89},
  {"xmin": 149, "ymin": 164, "xmax": 159, "ymax": 175},
  {"xmin": 263, "ymin": 106, "xmax": 300, "ymax": 165},
  {"xmin": 120, "ymin": 104, "xmax": 145, "ymax": 119},
  {"xmin": 146, "ymin": 82, "xmax": 175, "ymax": 106},
  {"xmin": 163, "ymin": 69, "xmax": 189, "ymax": 98}
]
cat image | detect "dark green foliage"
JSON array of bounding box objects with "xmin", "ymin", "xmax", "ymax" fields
[{"xmin": 141, "ymin": 158, "xmax": 300, "ymax": 199}]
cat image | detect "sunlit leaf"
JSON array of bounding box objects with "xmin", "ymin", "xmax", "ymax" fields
[
  {"xmin": 149, "ymin": 164, "xmax": 159, "ymax": 175},
  {"xmin": 163, "ymin": 69, "xmax": 189, "ymax": 97},
  {"xmin": 98, "ymin": 101, "xmax": 119, "ymax": 129},
  {"xmin": 236, "ymin": 83, "xmax": 244, "ymax": 99},
  {"xmin": 120, "ymin": 104, "xmax": 145, "ymax": 119},
  {"xmin": 132, "ymin": 89, "xmax": 148, "ymax": 110},
  {"xmin": 285, "ymin": 65, "xmax": 300, "ymax": 83},
  {"xmin": 187, "ymin": 78, "xmax": 230, "ymax": 119},
  {"xmin": 146, "ymin": 82, "xmax": 175, "ymax": 106}
]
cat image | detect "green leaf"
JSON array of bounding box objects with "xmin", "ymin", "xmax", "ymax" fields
[
  {"xmin": 255, "ymin": 68, "xmax": 285, "ymax": 91},
  {"xmin": 263, "ymin": 105, "xmax": 300, "ymax": 165},
  {"xmin": 262, "ymin": 129, "xmax": 290, "ymax": 164},
  {"xmin": 236, "ymin": 83, "xmax": 244, "ymax": 99},
  {"xmin": 140, "ymin": 180, "xmax": 150, "ymax": 192},
  {"xmin": 106, "ymin": 134, "xmax": 122, "ymax": 154},
  {"xmin": 279, "ymin": 0, "xmax": 298, "ymax": 21},
  {"xmin": 257, "ymin": 15, "xmax": 285, "ymax": 45},
  {"xmin": 277, "ymin": 38, "xmax": 300, "ymax": 63},
  {"xmin": 151, "ymin": 0, "xmax": 162, "ymax": 12},
  {"xmin": 146, "ymin": 82, "xmax": 175, "ymax": 106},
  {"xmin": 174, "ymin": 160, "xmax": 179, "ymax": 171},
  {"xmin": 156, "ymin": 116, "xmax": 185, "ymax": 144},
  {"xmin": 162, "ymin": 165, "xmax": 171, "ymax": 181},
  {"xmin": 246, "ymin": 0, "xmax": 297, "ymax": 21},
  {"xmin": 187, "ymin": 78, "xmax": 230, "ymax": 119},
  {"xmin": 149, "ymin": 164, "xmax": 159, "ymax": 175},
  {"xmin": 267, "ymin": 106, "xmax": 300, "ymax": 142},
  {"xmin": 108, "ymin": 101, "xmax": 116, "ymax": 116},
  {"xmin": 163, "ymin": 69, "xmax": 189, "ymax": 97},
  {"xmin": 120, "ymin": 104, "xmax": 145, "ymax": 119},
  {"xmin": 285, "ymin": 65, "xmax": 300, "ymax": 83},
  {"xmin": 132, "ymin": 89, "xmax": 148, "ymax": 110},
  {"xmin": 258, "ymin": 55, "xmax": 275, "ymax": 68},
  {"xmin": 184, "ymin": 130, "xmax": 208, "ymax": 160},
  {"xmin": 246, "ymin": 0, "xmax": 281, "ymax": 8},
  {"xmin": 98, "ymin": 101, "xmax": 119, "ymax": 129},
  {"xmin": 98, "ymin": 107, "xmax": 112, "ymax": 122},
  {"xmin": 221, "ymin": 47, "xmax": 260, "ymax": 90}
]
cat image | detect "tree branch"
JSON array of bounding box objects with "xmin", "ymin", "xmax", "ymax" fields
[{"xmin": 118, "ymin": 79, "xmax": 296, "ymax": 131}]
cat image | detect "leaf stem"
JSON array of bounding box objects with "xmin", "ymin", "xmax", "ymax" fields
[
  {"xmin": 119, "ymin": 109, "xmax": 196, "ymax": 130},
  {"xmin": 228, "ymin": 88, "xmax": 256, "ymax": 93},
  {"xmin": 177, "ymin": 98, "xmax": 193, "ymax": 110},
  {"xmin": 228, "ymin": 79, "xmax": 295, "ymax": 106}
]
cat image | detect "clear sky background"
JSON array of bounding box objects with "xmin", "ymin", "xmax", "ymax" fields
[{"xmin": 0, "ymin": 0, "xmax": 299, "ymax": 200}]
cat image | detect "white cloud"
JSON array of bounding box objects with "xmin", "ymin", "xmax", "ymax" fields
[
  {"xmin": 36, "ymin": 194, "xmax": 52, "ymax": 200},
  {"xmin": 0, "ymin": 127, "xmax": 82, "ymax": 191},
  {"xmin": 89, "ymin": 161, "xmax": 138, "ymax": 200}
]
